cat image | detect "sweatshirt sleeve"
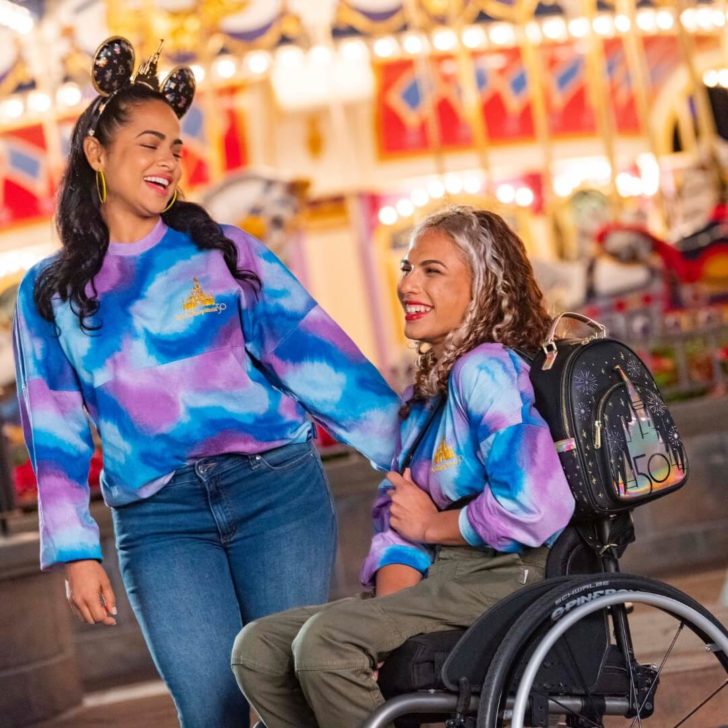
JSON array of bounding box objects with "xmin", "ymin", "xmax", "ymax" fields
[
  {"xmin": 453, "ymin": 350, "xmax": 575, "ymax": 552},
  {"xmin": 359, "ymin": 477, "xmax": 434, "ymax": 588},
  {"xmin": 226, "ymin": 226, "xmax": 401, "ymax": 471},
  {"xmin": 13, "ymin": 270, "xmax": 101, "ymax": 570}
]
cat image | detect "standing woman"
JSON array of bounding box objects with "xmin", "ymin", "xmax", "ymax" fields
[
  {"xmin": 13, "ymin": 38, "xmax": 400, "ymax": 728},
  {"xmin": 232, "ymin": 205, "xmax": 575, "ymax": 728}
]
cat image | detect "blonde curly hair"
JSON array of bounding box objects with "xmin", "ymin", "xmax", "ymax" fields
[{"xmin": 406, "ymin": 205, "xmax": 551, "ymax": 407}]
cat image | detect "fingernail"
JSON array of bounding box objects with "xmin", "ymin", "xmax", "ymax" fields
[{"xmin": 110, "ymin": 607, "xmax": 118, "ymax": 615}]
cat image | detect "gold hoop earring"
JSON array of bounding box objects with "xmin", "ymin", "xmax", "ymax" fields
[
  {"xmin": 95, "ymin": 169, "xmax": 107, "ymax": 205},
  {"xmin": 162, "ymin": 188, "xmax": 178, "ymax": 213}
]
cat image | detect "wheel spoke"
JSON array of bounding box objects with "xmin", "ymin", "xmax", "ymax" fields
[
  {"xmin": 628, "ymin": 621, "xmax": 684, "ymax": 728},
  {"xmin": 479, "ymin": 578, "xmax": 728, "ymax": 728},
  {"xmin": 672, "ymin": 678, "xmax": 728, "ymax": 728},
  {"xmin": 612, "ymin": 607, "xmax": 643, "ymax": 728},
  {"xmin": 624, "ymin": 655, "xmax": 642, "ymax": 728},
  {"xmin": 547, "ymin": 696, "xmax": 603, "ymax": 728}
]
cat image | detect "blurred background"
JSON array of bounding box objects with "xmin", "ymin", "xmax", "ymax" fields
[{"xmin": 0, "ymin": 1, "xmax": 727, "ymax": 726}]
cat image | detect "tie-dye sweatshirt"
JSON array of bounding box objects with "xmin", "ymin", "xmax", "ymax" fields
[
  {"xmin": 14, "ymin": 220, "xmax": 401, "ymax": 570},
  {"xmin": 360, "ymin": 343, "xmax": 575, "ymax": 587}
]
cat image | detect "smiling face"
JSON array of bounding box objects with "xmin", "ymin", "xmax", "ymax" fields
[
  {"xmin": 83, "ymin": 98, "xmax": 182, "ymax": 225},
  {"xmin": 397, "ymin": 229, "xmax": 473, "ymax": 357}
]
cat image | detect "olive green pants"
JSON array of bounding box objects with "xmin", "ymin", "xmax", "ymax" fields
[{"xmin": 231, "ymin": 545, "xmax": 547, "ymax": 728}]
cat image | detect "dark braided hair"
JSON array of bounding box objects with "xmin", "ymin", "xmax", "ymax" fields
[{"xmin": 34, "ymin": 84, "xmax": 260, "ymax": 332}]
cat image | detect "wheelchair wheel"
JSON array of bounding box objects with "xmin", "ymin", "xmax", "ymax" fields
[{"xmin": 477, "ymin": 574, "xmax": 728, "ymax": 728}]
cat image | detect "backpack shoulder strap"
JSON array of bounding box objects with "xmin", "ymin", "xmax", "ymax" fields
[{"xmin": 399, "ymin": 394, "xmax": 445, "ymax": 473}]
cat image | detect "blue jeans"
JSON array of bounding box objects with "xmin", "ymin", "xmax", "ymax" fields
[{"xmin": 112, "ymin": 441, "xmax": 336, "ymax": 728}]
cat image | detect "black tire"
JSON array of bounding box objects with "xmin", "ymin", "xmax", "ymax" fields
[{"xmin": 477, "ymin": 573, "xmax": 728, "ymax": 728}]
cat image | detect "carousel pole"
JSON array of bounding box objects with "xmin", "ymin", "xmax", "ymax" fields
[
  {"xmin": 310, "ymin": 5, "xmax": 397, "ymax": 370},
  {"xmin": 616, "ymin": 0, "xmax": 669, "ymax": 234},
  {"xmin": 402, "ymin": 0, "xmax": 449, "ymax": 187},
  {"xmin": 718, "ymin": 0, "xmax": 728, "ymax": 197},
  {"xmin": 196, "ymin": 40, "xmax": 225, "ymax": 182},
  {"xmin": 673, "ymin": 0, "xmax": 723, "ymax": 192},
  {"xmin": 23, "ymin": 20, "xmax": 65, "ymax": 196},
  {"xmin": 447, "ymin": 0, "xmax": 493, "ymax": 196},
  {"xmin": 515, "ymin": 8, "xmax": 557, "ymax": 240},
  {"xmin": 104, "ymin": 0, "xmax": 125, "ymax": 40},
  {"xmin": 580, "ymin": 0, "xmax": 620, "ymax": 204}
]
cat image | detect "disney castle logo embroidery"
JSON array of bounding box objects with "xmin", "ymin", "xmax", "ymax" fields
[
  {"xmin": 176, "ymin": 277, "xmax": 227, "ymax": 320},
  {"xmin": 432, "ymin": 438, "xmax": 460, "ymax": 472}
]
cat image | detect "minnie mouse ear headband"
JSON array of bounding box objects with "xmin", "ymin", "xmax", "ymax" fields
[{"xmin": 87, "ymin": 36, "xmax": 196, "ymax": 136}]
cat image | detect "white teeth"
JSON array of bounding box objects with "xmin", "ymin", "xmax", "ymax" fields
[
  {"xmin": 405, "ymin": 304, "xmax": 432, "ymax": 314},
  {"xmin": 144, "ymin": 176, "xmax": 169, "ymax": 187}
]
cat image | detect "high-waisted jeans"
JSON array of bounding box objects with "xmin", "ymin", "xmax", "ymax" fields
[{"xmin": 112, "ymin": 441, "xmax": 336, "ymax": 728}]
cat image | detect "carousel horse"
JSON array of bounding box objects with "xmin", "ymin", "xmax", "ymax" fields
[
  {"xmin": 595, "ymin": 202, "xmax": 728, "ymax": 308},
  {"xmin": 201, "ymin": 169, "xmax": 309, "ymax": 261}
]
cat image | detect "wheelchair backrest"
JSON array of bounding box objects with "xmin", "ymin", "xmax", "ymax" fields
[{"xmin": 544, "ymin": 524, "xmax": 602, "ymax": 578}]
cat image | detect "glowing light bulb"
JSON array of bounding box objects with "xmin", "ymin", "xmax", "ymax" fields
[
  {"xmin": 636, "ymin": 9, "xmax": 657, "ymax": 33},
  {"xmin": 568, "ymin": 18, "xmax": 590, "ymax": 38},
  {"xmin": 27, "ymin": 90, "xmax": 51, "ymax": 113},
  {"xmin": 542, "ymin": 18, "xmax": 567, "ymax": 42},
  {"xmin": 461, "ymin": 26, "xmax": 486, "ymax": 50},
  {"xmin": 378, "ymin": 206, "xmax": 398, "ymax": 225},
  {"xmin": 444, "ymin": 173, "xmax": 463, "ymax": 195},
  {"xmin": 0, "ymin": 96, "xmax": 24, "ymax": 120},
  {"xmin": 515, "ymin": 187, "xmax": 534, "ymax": 207},
  {"xmin": 56, "ymin": 82, "xmax": 82, "ymax": 107},
  {"xmin": 339, "ymin": 38, "xmax": 369, "ymax": 63},
  {"xmin": 496, "ymin": 184, "xmax": 516, "ymax": 204},
  {"xmin": 411, "ymin": 188, "xmax": 429, "ymax": 207},
  {"xmin": 246, "ymin": 51, "xmax": 272, "ymax": 75},
  {"xmin": 432, "ymin": 29, "xmax": 457, "ymax": 52},
  {"xmin": 428, "ymin": 180, "xmax": 446, "ymax": 199},
  {"xmin": 656, "ymin": 10, "xmax": 674, "ymax": 31},
  {"xmin": 402, "ymin": 32, "xmax": 427, "ymax": 55},
  {"xmin": 214, "ymin": 56, "xmax": 237, "ymax": 79},
  {"xmin": 593, "ymin": 15, "xmax": 614, "ymax": 37},
  {"xmin": 614, "ymin": 15, "xmax": 630, "ymax": 33},
  {"xmin": 396, "ymin": 199, "xmax": 415, "ymax": 217},
  {"xmin": 373, "ymin": 36, "xmax": 398, "ymax": 59},
  {"xmin": 489, "ymin": 23, "xmax": 515, "ymax": 46}
]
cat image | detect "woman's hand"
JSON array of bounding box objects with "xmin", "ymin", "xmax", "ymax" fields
[
  {"xmin": 387, "ymin": 469, "xmax": 468, "ymax": 546},
  {"xmin": 64, "ymin": 560, "xmax": 118, "ymax": 626},
  {"xmin": 386, "ymin": 468, "xmax": 438, "ymax": 543}
]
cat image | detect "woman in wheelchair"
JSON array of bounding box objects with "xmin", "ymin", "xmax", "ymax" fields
[{"xmin": 230, "ymin": 205, "xmax": 576, "ymax": 727}]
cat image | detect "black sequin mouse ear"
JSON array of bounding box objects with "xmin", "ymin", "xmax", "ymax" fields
[
  {"xmin": 160, "ymin": 66, "xmax": 196, "ymax": 119},
  {"xmin": 87, "ymin": 36, "xmax": 195, "ymax": 136},
  {"xmin": 91, "ymin": 36, "xmax": 135, "ymax": 97}
]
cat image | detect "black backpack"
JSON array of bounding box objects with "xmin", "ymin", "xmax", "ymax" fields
[{"xmin": 523, "ymin": 313, "xmax": 688, "ymax": 520}]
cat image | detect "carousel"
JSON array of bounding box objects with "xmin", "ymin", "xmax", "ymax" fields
[
  {"xmin": 0, "ymin": 0, "xmax": 727, "ymax": 510},
  {"xmin": 1, "ymin": 6, "xmax": 728, "ymax": 726}
]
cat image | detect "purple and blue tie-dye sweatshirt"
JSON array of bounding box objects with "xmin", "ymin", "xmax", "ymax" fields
[
  {"xmin": 14, "ymin": 220, "xmax": 401, "ymax": 570},
  {"xmin": 360, "ymin": 343, "xmax": 575, "ymax": 587}
]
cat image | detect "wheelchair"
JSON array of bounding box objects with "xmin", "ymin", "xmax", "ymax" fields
[{"xmin": 363, "ymin": 514, "xmax": 728, "ymax": 728}]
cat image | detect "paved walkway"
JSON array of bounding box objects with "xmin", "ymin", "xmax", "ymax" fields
[
  {"xmin": 35, "ymin": 681, "xmax": 178, "ymax": 727},
  {"xmin": 36, "ymin": 567, "xmax": 728, "ymax": 727}
]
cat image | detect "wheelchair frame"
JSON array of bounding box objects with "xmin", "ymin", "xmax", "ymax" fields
[
  {"xmin": 509, "ymin": 590, "xmax": 728, "ymax": 727},
  {"xmin": 362, "ymin": 519, "xmax": 728, "ymax": 728}
]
